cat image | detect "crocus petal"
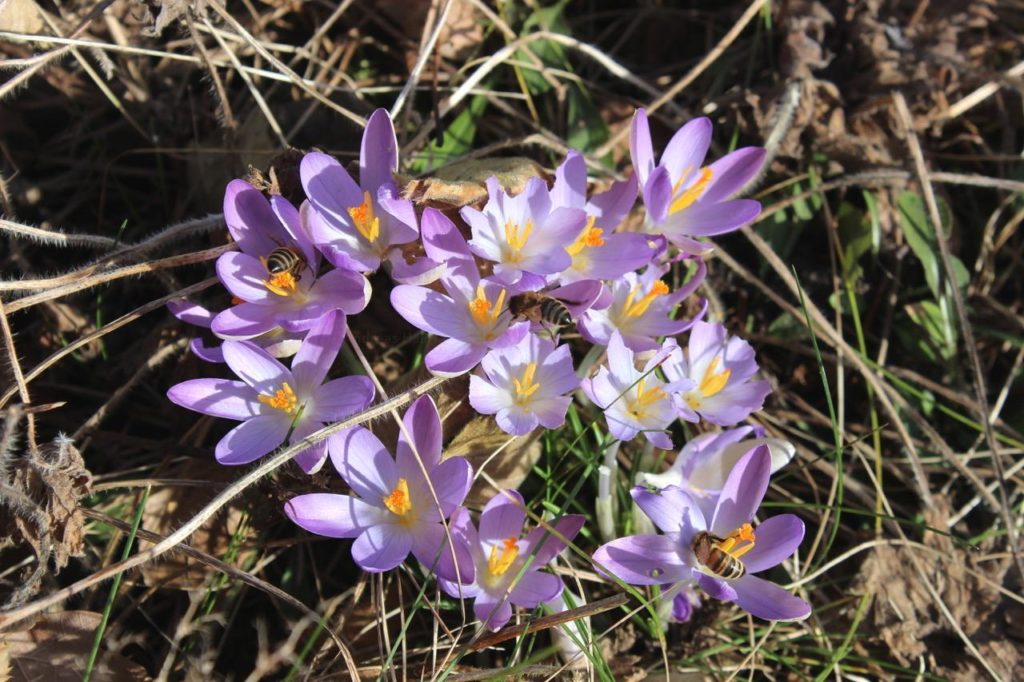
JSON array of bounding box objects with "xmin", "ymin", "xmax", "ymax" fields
[
  {"xmin": 521, "ymin": 515, "xmax": 584, "ymax": 566},
  {"xmin": 409, "ymin": 456, "xmax": 473, "ymax": 521},
  {"xmin": 330, "ymin": 427, "xmax": 398, "ymax": 500},
  {"xmin": 531, "ymin": 397, "xmax": 572, "ymax": 430},
  {"xmin": 426, "ymin": 339, "xmax": 487, "ymax": 376},
  {"xmin": 377, "ymin": 185, "xmax": 420, "ymax": 244},
  {"xmin": 280, "ymin": 198, "xmax": 319, "ymax": 267},
  {"xmin": 730, "ymin": 575, "xmax": 811, "ymax": 621},
  {"xmin": 390, "ymin": 285, "xmax": 475, "ymax": 339},
  {"xmin": 710, "ymin": 446, "xmax": 772, "ymax": 536},
  {"xmin": 306, "ymin": 208, "xmax": 379, "ymax": 272},
  {"xmin": 742, "ymin": 515, "xmax": 805, "ymax": 573},
  {"xmin": 285, "ymin": 493, "xmax": 388, "ymax": 538},
  {"xmin": 360, "ymin": 109, "xmax": 399, "ymax": 193},
  {"xmin": 289, "ymin": 418, "xmax": 328, "ymax": 474},
  {"xmin": 216, "ymin": 251, "xmax": 273, "ymax": 303},
  {"xmin": 215, "ymin": 414, "xmax": 290, "ymax": 465},
  {"xmin": 386, "ymin": 250, "xmax": 444, "ymax": 285},
  {"xmin": 551, "ymin": 151, "xmax": 587, "ymax": 209},
  {"xmin": 479, "ymin": 489, "xmax": 526, "ymax": 543},
  {"xmin": 589, "ymin": 173, "xmax": 638, "ymax": 228},
  {"xmin": 509, "ymin": 571, "xmax": 563, "ymax": 608},
  {"xmin": 352, "ymin": 525, "xmax": 413, "ymax": 573},
  {"xmin": 630, "ymin": 486, "xmax": 698, "ymax": 535},
  {"xmin": 468, "ymin": 375, "xmax": 510, "ymax": 415},
  {"xmin": 291, "ymin": 311, "xmax": 346, "ymax": 395},
  {"xmin": 224, "ymin": 179, "xmax": 289, "ymax": 256},
  {"xmin": 475, "ymin": 594, "xmax": 514, "ymax": 632},
  {"xmin": 189, "ymin": 338, "xmax": 225, "ymax": 363},
  {"xmin": 496, "ymin": 408, "xmax": 538, "ymax": 436},
  {"xmin": 211, "ymin": 303, "xmax": 279, "ymax": 339},
  {"xmin": 701, "ymin": 147, "xmax": 766, "ymax": 203},
  {"xmin": 222, "ymin": 340, "xmax": 293, "ymax": 395},
  {"xmin": 409, "ymin": 522, "xmax": 447, "ymax": 574},
  {"xmin": 592, "ymin": 535, "xmax": 689, "ymax": 586},
  {"xmin": 629, "ymin": 109, "xmax": 655, "ymax": 187},
  {"xmin": 643, "ymin": 166, "xmax": 673, "ymax": 225},
  {"xmin": 397, "ymin": 395, "xmax": 443, "ymax": 470},
  {"xmin": 668, "ymin": 199, "xmax": 761, "ymax": 237},
  {"xmin": 167, "ymin": 299, "xmax": 214, "ymax": 327},
  {"xmin": 300, "ymin": 151, "xmax": 362, "ymax": 220},
  {"xmin": 696, "ymin": 573, "xmax": 737, "ymax": 602},
  {"xmin": 167, "ymin": 379, "xmax": 258, "ymax": 420},
  {"xmin": 420, "ymin": 208, "xmax": 477, "ymax": 281},
  {"xmin": 660, "ymin": 117, "xmax": 712, "ymax": 185},
  {"xmin": 310, "ymin": 268, "xmax": 371, "ymax": 316},
  {"xmin": 307, "ymin": 376, "xmax": 374, "ymax": 422}
]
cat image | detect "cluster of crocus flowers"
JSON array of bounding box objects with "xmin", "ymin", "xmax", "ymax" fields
[{"xmin": 165, "ymin": 106, "xmax": 808, "ymax": 629}]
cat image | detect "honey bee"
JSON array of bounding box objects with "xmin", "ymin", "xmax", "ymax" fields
[
  {"xmin": 508, "ymin": 292, "xmax": 574, "ymax": 334},
  {"xmin": 691, "ymin": 531, "xmax": 746, "ymax": 580},
  {"xmin": 265, "ymin": 247, "xmax": 306, "ymax": 278}
]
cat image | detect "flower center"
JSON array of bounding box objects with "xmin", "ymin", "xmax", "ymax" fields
[
  {"xmin": 504, "ymin": 219, "xmax": 534, "ymax": 262},
  {"xmin": 512, "ymin": 362, "xmax": 541, "ymax": 404},
  {"xmin": 626, "ymin": 378, "xmax": 667, "ymax": 421},
  {"xmin": 669, "ymin": 167, "xmax": 714, "ymax": 215},
  {"xmin": 467, "ymin": 284, "xmax": 507, "ymax": 338},
  {"xmin": 487, "ymin": 535, "xmax": 520, "ymax": 577},
  {"xmin": 717, "ymin": 523, "xmax": 756, "ymax": 559},
  {"xmin": 264, "ymin": 271, "xmax": 299, "ymax": 297},
  {"xmin": 257, "ymin": 382, "xmax": 299, "ymax": 415},
  {"xmin": 684, "ymin": 356, "xmax": 731, "ymax": 409},
  {"xmin": 383, "ymin": 478, "xmax": 413, "ymax": 517},
  {"xmin": 566, "ymin": 218, "xmax": 605, "ymax": 256},
  {"xmin": 623, "ymin": 280, "xmax": 670, "ymax": 318},
  {"xmin": 347, "ymin": 190, "xmax": 381, "ymax": 244}
]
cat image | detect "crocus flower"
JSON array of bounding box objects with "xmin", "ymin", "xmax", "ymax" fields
[
  {"xmin": 550, "ymin": 151, "xmax": 655, "ymax": 285},
  {"xmin": 167, "ymin": 311, "xmax": 374, "ymax": 472},
  {"xmin": 661, "ymin": 321, "xmax": 772, "ymax": 426},
  {"xmin": 636, "ymin": 426, "xmax": 795, "ymax": 520},
  {"xmin": 582, "ymin": 331, "xmax": 678, "ymax": 449},
  {"xmin": 301, "ymin": 109, "xmax": 422, "ymax": 275},
  {"xmin": 461, "ymin": 176, "xmax": 587, "ymax": 290},
  {"xmin": 212, "ymin": 183, "xmax": 370, "ymax": 338},
  {"xmin": 592, "ymin": 446, "xmax": 810, "ymax": 621},
  {"xmin": 167, "ymin": 299, "xmax": 303, "ymax": 363},
  {"xmin": 439, "ymin": 490, "xmax": 585, "ymax": 631},
  {"xmin": 630, "ymin": 109, "xmax": 764, "ymax": 254},
  {"xmin": 284, "ymin": 396, "xmax": 474, "ymax": 577},
  {"xmin": 469, "ymin": 334, "xmax": 579, "ymax": 435},
  {"xmin": 390, "ymin": 234, "xmax": 530, "ymax": 375},
  {"xmin": 577, "ymin": 262, "xmax": 706, "ymax": 353}
]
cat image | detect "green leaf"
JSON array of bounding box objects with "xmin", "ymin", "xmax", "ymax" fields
[{"xmin": 407, "ymin": 94, "xmax": 489, "ymax": 174}]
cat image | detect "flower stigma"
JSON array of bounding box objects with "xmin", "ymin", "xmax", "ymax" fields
[
  {"xmin": 487, "ymin": 535, "xmax": 520, "ymax": 577},
  {"xmin": 383, "ymin": 478, "xmax": 413, "ymax": 518},
  {"xmin": 348, "ymin": 191, "xmax": 381, "ymax": 244},
  {"xmin": 258, "ymin": 383, "xmax": 299, "ymax": 415},
  {"xmin": 512, "ymin": 363, "xmax": 541, "ymax": 404},
  {"xmin": 669, "ymin": 167, "xmax": 714, "ymax": 215},
  {"xmin": 715, "ymin": 523, "xmax": 756, "ymax": 560},
  {"xmin": 566, "ymin": 218, "xmax": 605, "ymax": 256},
  {"xmin": 623, "ymin": 281, "xmax": 670, "ymax": 318},
  {"xmin": 467, "ymin": 284, "xmax": 507, "ymax": 338}
]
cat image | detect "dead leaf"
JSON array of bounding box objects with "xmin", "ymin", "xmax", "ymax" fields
[
  {"xmin": 1, "ymin": 611, "xmax": 150, "ymax": 681},
  {"xmin": 402, "ymin": 157, "xmax": 547, "ymax": 209},
  {"xmin": 0, "ymin": 0, "xmax": 43, "ymax": 34}
]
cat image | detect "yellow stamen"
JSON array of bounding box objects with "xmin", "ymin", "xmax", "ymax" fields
[
  {"xmin": 627, "ymin": 378, "xmax": 667, "ymax": 420},
  {"xmin": 512, "ymin": 363, "xmax": 541, "ymax": 402},
  {"xmin": 264, "ymin": 271, "xmax": 299, "ymax": 297},
  {"xmin": 716, "ymin": 523, "xmax": 756, "ymax": 559},
  {"xmin": 347, "ymin": 190, "xmax": 381, "ymax": 243},
  {"xmin": 623, "ymin": 280, "xmax": 670, "ymax": 318},
  {"xmin": 698, "ymin": 356, "xmax": 731, "ymax": 398},
  {"xmin": 467, "ymin": 284, "xmax": 507, "ymax": 331},
  {"xmin": 383, "ymin": 478, "xmax": 412, "ymax": 517},
  {"xmin": 669, "ymin": 167, "xmax": 714, "ymax": 215},
  {"xmin": 257, "ymin": 383, "xmax": 299, "ymax": 415},
  {"xmin": 487, "ymin": 535, "xmax": 520, "ymax": 577},
  {"xmin": 566, "ymin": 217, "xmax": 605, "ymax": 256},
  {"xmin": 504, "ymin": 219, "xmax": 534, "ymax": 260}
]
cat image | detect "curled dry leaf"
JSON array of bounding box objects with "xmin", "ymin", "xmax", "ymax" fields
[
  {"xmin": 0, "ymin": 611, "xmax": 150, "ymax": 681},
  {"xmin": 402, "ymin": 157, "xmax": 547, "ymax": 209}
]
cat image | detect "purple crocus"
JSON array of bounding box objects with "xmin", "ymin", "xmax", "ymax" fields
[
  {"xmin": 283, "ymin": 396, "xmax": 473, "ymax": 577},
  {"xmin": 549, "ymin": 151, "xmax": 654, "ymax": 285},
  {"xmin": 637, "ymin": 426, "xmax": 795, "ymax": 520},
  {"xmin": 581, "ymin": 331, "xmax": 678, "ymax": 450},
  {"xmin": 168, "ymin": 298, "xmax": 304, "ymax": 363},
  {"xmin": 439, "ymin": 490, "xmax": 585, "ymax": 631},
  {"xmin": 167, "ymin": 311, "xmax": 374, "ymax": 472},
  {"xmin": 461, "ymin": 176, "xmax": 587, "ymax": 290},
  {"xmin": 212, "ymin": 184, "xmax": 370, "ymax": 339},
  {"xmin": 661, "ymin": 321, "xmax": 772, "ymax": 426},
  {"xmin": 391, "ymin": 217, "xmax": 530, "ymax": 376},
  {"xmin": 592, "ymin": 446, "xmax": 810, "ymax": 621},
  {"xmin": 301, "ymin": 109, "xmax": 421, "ymax": 274},
  {"xmin": 577, "ymin": 262, "xmax": 706, "ymax": 353},
  {"xmin": 630, "ymin": 109, "xmax": 764, "ymax": 254},
  {"xmin": 469, "ymin": 334, "xmax": 579, "ymax": 435}
]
